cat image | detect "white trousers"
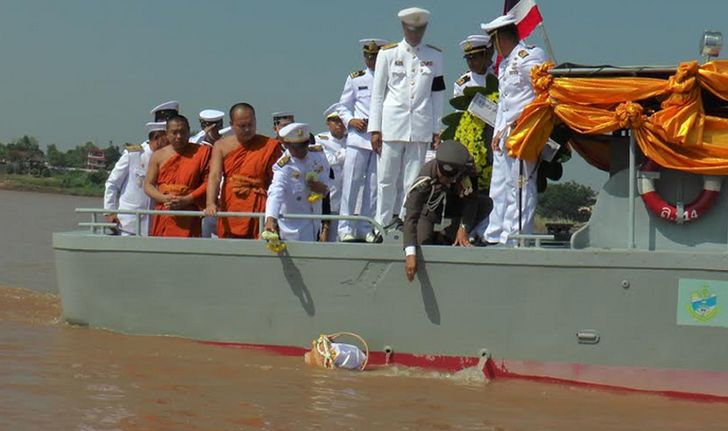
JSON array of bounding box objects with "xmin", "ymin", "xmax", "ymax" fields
[
  {"xmin": 484, "ymin": 137, "xmax": 538, "ymax": 244},
  {"xmin": 338, "ymin": 146, "xmax": 377, "ymax": 238},
  {"xmin": 376, "ymin": 141, "xmax": 428, "ymax": 226}
]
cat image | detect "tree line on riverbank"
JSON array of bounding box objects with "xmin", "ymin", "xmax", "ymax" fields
[
  {"xmin": 0, "ymin": 135, "xmax": 122, "ymax": 196},
  {"xmin": 0, "ymin": 135, "xmax": 596, "ymax": 219}
]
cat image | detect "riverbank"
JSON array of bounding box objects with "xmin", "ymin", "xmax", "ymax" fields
[{"xmin": 0, "ymin": 173, "xmax": 103, "ymax": 197}]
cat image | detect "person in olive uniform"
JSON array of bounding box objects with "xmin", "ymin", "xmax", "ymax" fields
[{"xmin": 403, "ymin": 140, "xmax": 480, "ymax": 282}]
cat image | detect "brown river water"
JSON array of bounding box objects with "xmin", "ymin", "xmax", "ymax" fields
[{"xmin": 2, "ymin": 188, "xmax": 728, "ymax": 430}]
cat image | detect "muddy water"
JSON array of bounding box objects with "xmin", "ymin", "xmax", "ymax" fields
[{"xmin": 2, "ymin": 189, "xmax": 728, "ymax": 430}]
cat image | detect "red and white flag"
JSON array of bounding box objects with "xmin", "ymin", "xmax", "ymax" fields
[{"xmin": 504, "ymin": 0, "xmax": 544, "ymax": 40}]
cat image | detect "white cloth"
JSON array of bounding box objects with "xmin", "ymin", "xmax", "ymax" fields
[
  {"xmin": 376, "ymin": 140, "xmax": 428, "ymax": 226},
  {"xmin": 314, "ymin": 131, "xmax": 346, "ymax": 212},
  {"xmin": 453, "ymin": 71, "xmax": 487, "ymax": 97},
  {"xmin": 484, "ymin": 42, "xmax": 547, "ymax": 244},
  {"xmin": 103, "ymin": 142, "xmax": 153, "ymax": 236},
  {"xmin": 368, "ymin": 39, "xmax": 445, "ymax": 142},
  {"xmin": 338, "ymin": 145, "xmax": 377, "ymax": 238},
  {"xmin": 265, "ymin": 148, "xmax": 332, "ymax": 241},
  {"xmin": 338, "ymin": 68, "xmax": 374, "ymax": 150},
  {"xmin": 332, "ymin": 342, "xmax": 367, "ymax": 370}
]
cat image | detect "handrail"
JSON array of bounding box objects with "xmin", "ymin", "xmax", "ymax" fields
[{"xmin": 75, "ymin": 208, "xmax": 384, "ymax": 236}]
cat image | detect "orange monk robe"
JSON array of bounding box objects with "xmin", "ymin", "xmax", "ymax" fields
[
  {"xmin": 218, "ymin": 134, "xmax": 282, "ymax": 238},
  {"xmin": 151, "ymin": 144, "xmax": 212, "ymax": 237}
]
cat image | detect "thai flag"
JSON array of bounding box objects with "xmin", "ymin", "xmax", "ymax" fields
[{"xmin": 504, "ymin": 0, "xmax": 544, "ymax": 40}]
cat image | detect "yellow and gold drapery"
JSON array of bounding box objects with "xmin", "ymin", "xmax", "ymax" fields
[{"xmin": 507, "ymin": 60, "xmax": 728, "ymax": 175}]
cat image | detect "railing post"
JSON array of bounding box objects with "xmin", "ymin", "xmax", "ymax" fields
[
  {"xmin": 628, "ymin": 131, "xmax": 636, "ymax": 249},
  {"xmin": 135, "ymin": 213, "xmax": 142, "ymax": 237},
  {"xmin": 91, "ymin": 212, "xmax": 97, "ymax": 234}
]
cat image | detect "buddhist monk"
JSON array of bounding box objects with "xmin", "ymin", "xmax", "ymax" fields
[
  {"xmin": 145, "ymin": 115, "xmax": 211, "ymax": 237},
  {"xmin": 204, "ymin": 103, "xmax": 282, "ymax": 238}
]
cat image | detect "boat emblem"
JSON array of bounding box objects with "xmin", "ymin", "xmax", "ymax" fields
[{"xmin": 687, "ymin": 286, "xmax": 719, "ymax": 322}]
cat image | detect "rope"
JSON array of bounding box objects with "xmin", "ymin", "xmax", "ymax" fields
[{"xmin": 312, "ymin": 332, "xmax": 369, "ymax": 371}]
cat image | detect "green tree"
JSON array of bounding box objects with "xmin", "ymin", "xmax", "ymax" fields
[
  {"xmin": 536, "ymin": 180, "xmax": 596, "ymax": 221},
  {"xmin": 64, "ymin": 141, "xmax": 96, "ymax": 168},
  {"xmin": 0, "ymin": 142, "xmax": 6, "ymax": 161},
  {"xmin": 103, "ymin": 143, "xmax": 121, "ymax": 169},
  {"xmin": 46, "ymin": 144, "xmax": 67, "ymax": 167}
]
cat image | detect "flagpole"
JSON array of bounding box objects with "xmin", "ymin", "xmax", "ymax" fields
[{"xmin": 537, "ymin": 22, "xmax": 557, "ymax": 63}]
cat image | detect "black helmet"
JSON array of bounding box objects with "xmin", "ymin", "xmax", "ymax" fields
[{"xmin": 436, "ymin": 140, "xmax": 471, "ymax": 177}]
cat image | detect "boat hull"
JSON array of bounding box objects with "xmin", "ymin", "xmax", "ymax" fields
[{"xmin": 53, "ymin": 233, "xmax": 728, "ymax": 399}]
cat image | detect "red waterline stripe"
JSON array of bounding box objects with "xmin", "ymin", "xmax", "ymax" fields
[{"xmin": 200, "ymin": 340, "xmax": 728, "ymax": 403}]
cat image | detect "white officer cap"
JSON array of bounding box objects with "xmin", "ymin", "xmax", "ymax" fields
[
  {"xmin": 398, "ymin": 7, "xmax": 430, "ymax": 27},
  {"xmin": 359, "ymin": 38, "xmax": 389, "ymax": 54},
  {"xmin": 279, "ymin": 122, "xmax": 310, "ymax": 144},
  {"xmin": 272, "ymin": 111, "xmax": 294, "ymax": 120},
  {"xmin": 481, "ymin": 14, "xmax": 517, "ymax": 34},
  {"xmin": 198, "ymin": 109, "xmax": 224, "ymax": 122},
  {"xmin": 150, "ymin": 100, "xmax": 179, "ymax": 115},
  {"xmin": 323, "ymin": 103, "xmax": 340, "ymax": 120},
  {"xmin": 145, "ymin": 121, "xmax": 166, "ymax": 133},
  {"xmin": 459, "ymin": 34, "xmax": 492, "ymax": 55}
]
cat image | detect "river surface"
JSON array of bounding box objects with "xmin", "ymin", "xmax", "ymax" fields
[{"xmin": 2, "ymin": 188, "xmax": 728, "ymax": 430}]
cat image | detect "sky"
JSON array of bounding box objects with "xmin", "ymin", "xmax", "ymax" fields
[{"xmin": 2, "ymin": 0, "xmax": 728, "ymax": 190}]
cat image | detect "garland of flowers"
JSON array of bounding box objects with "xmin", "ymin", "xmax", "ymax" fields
[{"xmin": 454, "ymin": 111, "xmax": 492, "ymax": 190}]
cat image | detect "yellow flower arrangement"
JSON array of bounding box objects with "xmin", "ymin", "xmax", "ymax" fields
[{"xmin": 454, "ymin": 111, "xmax": 492, "ymax": 190}]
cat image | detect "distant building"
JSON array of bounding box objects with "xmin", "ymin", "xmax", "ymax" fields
[{"xmin": 86, "ymin": 147, "xmax": 106, "ymax": 170}]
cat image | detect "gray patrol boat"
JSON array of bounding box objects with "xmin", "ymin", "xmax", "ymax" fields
[{"xmin": 54, "ymin": 63, "xmax": 728, "ymax": 400}]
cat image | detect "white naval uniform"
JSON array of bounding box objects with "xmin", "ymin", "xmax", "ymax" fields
[
  {"xmin": 483, "ymin": 42, "xmax": 547, "ymax": 244},
  {"xmin": 337, "ymin": 68, "xmax": 378, "ymax": 238},
  {"xmin": 452, "ymin": 70, "xmax": 487, "ymax": 98},
  {"xmin": 190, "ymin": 130, "xmax": 213, "ymax": 146},
  {"xmin": 314, "ymin": 132, "xmax": 346, "ymax": 212},
  {"xmin": 103, "ymin": 142, "xmax": 153, "ymax": 235},
  {"xmin": 368, "ymin": 39, "xmax": 445, "ymax": 226},
  {"xmin": 265, "ymin": 146, "xmax": 332, "ymax": 242}
]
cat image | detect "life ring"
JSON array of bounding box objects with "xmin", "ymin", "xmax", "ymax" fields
[{"xmin": 637, "ymin": 159, "xmax": 722, "ymax": 223}]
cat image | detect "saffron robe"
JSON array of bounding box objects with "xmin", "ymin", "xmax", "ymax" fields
[
  {"xmin": 151, "ymin": 144, "xmax": 211, "ymax": 237},
  {"xmin": 218, "ymin": 135, "xmax": 281, "ymax": 238}
]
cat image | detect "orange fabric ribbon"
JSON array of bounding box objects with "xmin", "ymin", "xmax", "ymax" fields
[
  {"xmin": 506, "ymin": 59, "xmax": 728, "ymax": 174},
  {"xmin": 229, "ymin": 175, "xmax": 267, "ymax": 199}
]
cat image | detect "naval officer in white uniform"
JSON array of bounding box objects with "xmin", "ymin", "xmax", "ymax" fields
[
  {"xmin": 265, "ymin": 123, "xmax": 332, "ymax": 242},
  {"xmin": 103, "ymin": 121, "xmax": 167, "ymax": 235},
  {"xmin": 368, "ymin": 7, "xmax": 445, "ymax": 230},
  {"xmin": 480, "ymin": 14, "xmax": 548, "ymax": 245},
  {"xmin": 337, "ymin": 38, "xmax": 388, "ymax": 242},
  {"xmin": 190, "ymin": 109, "xmax": 225, "ymax": 146},
  {"xmin": 315, "ymin": 104, "xmax": 347, "ymax": 214},
  {"xmin": 453, "ymin": 34, "xmax": 494, "ymax": 97},
  {"xmin": 315, "ymin": 104, "xmax": 347, "ymax": 241}
]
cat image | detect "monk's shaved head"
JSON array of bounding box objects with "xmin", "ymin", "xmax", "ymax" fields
[
  {"xmin": 230, "ymin": 103, "xmax": 257, "ymax": 144},
  {"xmin": 166, "ymin": 114, "xmax": 190, "ymax": 131},
  {"xmin": 229, "ymin": 102, "xmax": 255, "ymax": 120}
]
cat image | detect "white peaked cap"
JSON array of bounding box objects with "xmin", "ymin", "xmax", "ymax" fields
[
  {"xmin": 398, "ymin": 7, "xmax": 430, "ymax": 26},
  {"xmin": 279, "ymin": 122, "xmax": 310, "ymax": 144},
  {"xmin": 481, "ymin": 14, "xmax": 517, "ymax": 34},
  {"xmin": 323, "ymin": 103, "xmax": 340, "ymax": 119},
  {"xmin": 198, "ymin": 109, "xmax": 224, "ymax": 122},
  {"xmin": 459, "ymin": 34, "xmax": 492, "ymax": 52},
  {"xmin": 145, "ymin": 121, "xmax": 166, "ymax": 133},
  {"xmin": 150, "ymin": 100, "xmax": 179, "ymax": 115}
]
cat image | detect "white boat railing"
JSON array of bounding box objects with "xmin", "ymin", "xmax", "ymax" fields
[{"xmin": 75, "ymin": 208, "xmax": 385, "ymax": 237}]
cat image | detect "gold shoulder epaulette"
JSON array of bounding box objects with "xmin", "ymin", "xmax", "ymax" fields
[
  {"xmin": 426, "ymin": 44, "xmax": 442, "ymax": 52},
  {"xmin": 381, "ymin": 42, "xmax": 398, "ymax": 50},
  {"xmin": 518, "ymin": 49, "xmax": 529, "ymax": 58},
  {"xmin": 455, "ymin": 74, "xmax": 471, "ymax": 86},
  {"xmin": 350, "ymin": 69, "xmax": 366, "ymax": 78},
  {"xmin": 309, "ymin": 144, "xmax": 324, "ymax": 152},
  {"xmin": 125, "ymin": 143, "xmax": 143, "ymax": 152},
  {"xmin": 317, "ymin": 134, "xmax": 329, "ymax": 140},
  {"xmin": 277, "ymin": 154, "xmax": 291, "ymax": 167}
]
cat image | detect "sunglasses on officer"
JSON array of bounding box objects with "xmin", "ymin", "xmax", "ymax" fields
[{"xmin": 200, "ymin": 120, "xmax": 223, "ymax": 129}]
